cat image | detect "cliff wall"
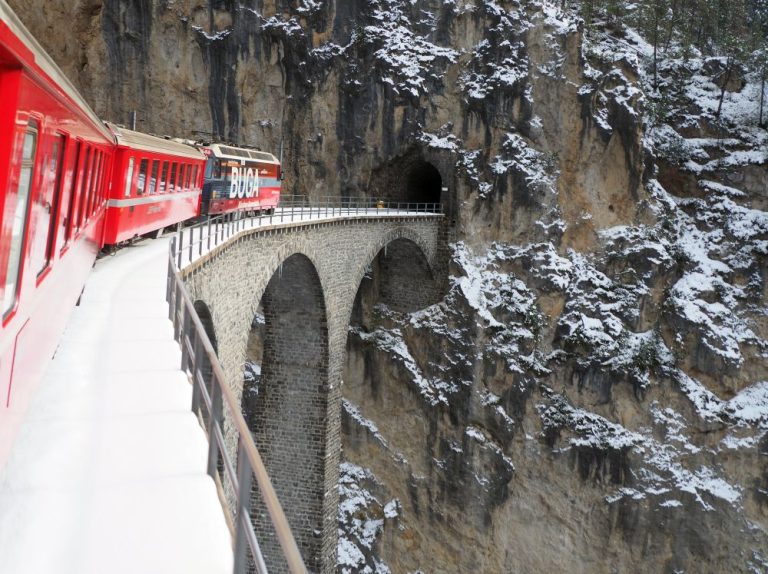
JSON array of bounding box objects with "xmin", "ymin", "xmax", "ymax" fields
[{"xmin": 10, "ymin": 1, "xmax": 767, "ymax": 572}]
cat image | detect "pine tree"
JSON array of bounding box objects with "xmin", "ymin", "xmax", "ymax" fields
[
  {"xmin": 714, "ymin": 0, "xmax": 747, "ymax": 121},
  {"xmin": 747, "ymin": 0, "xmax": 768, "ymax": 126},
  {"xmin": 637, "ymin": 0, "xmax": 671, "ymax": 90}
]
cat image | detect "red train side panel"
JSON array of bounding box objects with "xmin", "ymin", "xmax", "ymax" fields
[
  {"xmin": 0, "ymin": 1, "xmax": 114, "ymax": 466},
  {"xmin": 102, "ymin": 123, "xmax": 205, "ymax": 245}
]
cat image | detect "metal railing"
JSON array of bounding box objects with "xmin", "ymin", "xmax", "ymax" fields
[
  {"xmin": 174, "ymin": 198, "xmax": 443, "ymax": 268},
  {"xmin": 166, "ymin": 236, "xmax": 307, "ymax": 574}
]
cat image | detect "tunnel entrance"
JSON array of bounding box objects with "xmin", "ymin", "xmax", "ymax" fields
[
  {"xmin": 405, "ymin": 161, "xmax": 442, "ymax": 205},
  {"xmin": 369, "ymin": 153, "xmax": 445, "ymax": 207}
]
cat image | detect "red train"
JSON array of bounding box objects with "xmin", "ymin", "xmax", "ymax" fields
[
  {"xmin": 200, "ymin": 144, "xmax": 281, "ymax": 216},
  {"xmin": 0, "ymin": 0, "xmax": 281, "ymax": 466},
  {"xmin": 103, "ymin": 123, "xmax": 206, "ymax": 244}
]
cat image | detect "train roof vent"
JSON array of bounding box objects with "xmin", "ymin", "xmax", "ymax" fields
[
  {"xmin": 220, "ymin": 146, "xmax": 250, "ymax": 158},
  {"xmin": 249, "ymin": 151, "xmax": 275, "ymax": 161}
]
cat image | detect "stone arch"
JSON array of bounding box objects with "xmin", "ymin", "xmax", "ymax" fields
[
  {"xmin": 242, "ymin": 252, "xmax": 330, "ymax": 573},
  {"xmin": 358, "ymin": 237, "xmax": 437, "ymax": 320},
  {"xmin": 242, "ymin": 237, "xmax": 328, "ymax": 331},
  {"xmin": 348, "ymin": 226, "xmax": 438, "ymax": 317}
]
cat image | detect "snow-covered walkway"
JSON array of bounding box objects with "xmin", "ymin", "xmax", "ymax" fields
[{"xmin": 0, "ymin": 237, "xmax": 233, "ymax": 574}]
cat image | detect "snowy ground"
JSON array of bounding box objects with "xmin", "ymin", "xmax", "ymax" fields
[{"xmin": 0, "ymin": 237, "xmax": 233, "ymax": 574}]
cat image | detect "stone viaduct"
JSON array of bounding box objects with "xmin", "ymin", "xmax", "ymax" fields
[{"xmin": 180, "ymin": 213, "xmax": 446, "ymax": 572}]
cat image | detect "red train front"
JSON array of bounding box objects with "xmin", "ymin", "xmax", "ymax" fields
[
  {"xmin": 200, "ymin": 144, "xmax": 281, "ymax": 216},
  {"xmin": 102, "ymin": 123, "xmax": 206, "ymax": 245}
]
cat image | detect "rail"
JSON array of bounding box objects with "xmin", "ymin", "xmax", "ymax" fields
[
  {"xmin": 166, "ymin": 236, "xmax": 307, "ymax": 574},
  {"xmin": 173, "ymin": 198, "xmax": 443, "ymax": 268}
]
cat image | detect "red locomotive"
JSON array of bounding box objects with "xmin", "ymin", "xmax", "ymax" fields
[
  {"xmin": 102, "ymin": 123, "xmax": 206, "ymax": 244},
  {"xmin": 0, "ymin": 0, "xmax": 281, "ymax": 466},
  {"xmin": 200, "ymin": 143, "xmax": 281, "ymax": 216}
]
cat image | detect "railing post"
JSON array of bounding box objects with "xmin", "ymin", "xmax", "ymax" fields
[
  {"xmin": 191, "ymin": 331, "xmax": 202, "ymax": 414},
  {"xmin": 173, "ymin": 283, "xmax": 182, "ymax": 341},
  {"xmin": 181, "ymin": 306, "xmax": 192, "ymax": 372},
  {"xmin": 207, "ymin": 378, "xmax": 223, "ymax": 477},
  {"xmin": 234, "ymin": 438, "xmax": 254, "ymax": 574},
  {"xmin": 177, "ymin": 229, "xmax": 184, "ymax": 268},
  {"xmin": 166, "ymin": 237, "xmax": 176, "ymax": 306}
]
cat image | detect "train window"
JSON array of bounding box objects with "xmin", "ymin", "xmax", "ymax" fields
[
  {"xmin": 159, "ymin": 161, "xmax": 169, "ymax": 193},
  {"xmin": 169, "ymin": 163, "xmax": 178, "ymax": 192},
  {"xmin": 93, "ymin": 151, "xmax": 105, "ymax": 213},
  {"xmin": 87, "ymin": 150, "xmax": 100, "ymax": 220},
  {"xmin": 136, "ymin": 159, "xmax": 149, "ymax": 195},
  {"xmin": 62, "ymin": 141, "xmax": 82, "ymax": 247},
  {"xmin": 101, "ymin": 154, "xmax": 108, "ymax": 204},
  {"xmin": 213, "ymin": 160, "xmax": 222, "ymax": 179},
  {"xmin": 148, "ymin": 160, "xmax": 159, "ymax": 194},
  {"xmin": 39, "ymin": 135, "xmax": 66, "ymax": 276},
  {"xmin": 86, "ymin": 151, "xmax": 100, "ymax": 217},
  {"xmin": 178, "ymin": 164, "xmax": 186, "ymax": 191},
  {"xmin": 3, "ymin": 122, "xmax": 38, "ymax": 316},
  {"xmin": 77, "ymin": 147, "xmax": 92, "ymax": 229},
  {"xmin": 124, "ymin": 157, "xmax": 135, "ymax": 197},
  {"xmin": 185, "ymin": 164, "xmax": 193, "ymax": 189},
  {"xmin": 191, "ymin": 165, "xmax": 199, "ymax": 189}
]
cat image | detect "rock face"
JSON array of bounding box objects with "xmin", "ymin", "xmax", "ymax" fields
[{"xmin": 10, "ymin": 1, "xmax": 767, "ymax": 572}]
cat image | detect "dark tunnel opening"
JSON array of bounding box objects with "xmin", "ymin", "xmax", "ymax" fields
[{"xmin": 406, "ymin": 161, "xmax": 442, "ymax": 205}]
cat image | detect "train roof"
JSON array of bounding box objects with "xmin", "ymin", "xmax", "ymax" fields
[
  {"xmin": 0, "ymin": 1, "xmax": 113, "ymax": 142},
  {"xmin": 207, "ymin": 143, "xmax": 279, "ymax": 165},
  {"xmin": 106, "ymin": 123, "xmax": 206, "ymax": 161}
]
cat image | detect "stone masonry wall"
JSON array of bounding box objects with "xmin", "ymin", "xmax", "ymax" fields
[
  {"xmin": 181, "ymin": 215, "xmax": 443, "ymax": 572},
  {"xmin": 250, "ymin": 254, "xmax": 330, "ymax": 573}
]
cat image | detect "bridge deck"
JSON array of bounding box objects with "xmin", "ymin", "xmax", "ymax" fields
[{"xmin": 0, "ymin": 238, "xmax": 233, "ymax": 574}]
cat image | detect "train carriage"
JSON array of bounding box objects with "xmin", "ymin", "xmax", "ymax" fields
[
  {"xmin": 0, "ymin": 0, "xmax": 114, "ymax": 464},
  {"xmin": 102, "ymin": 123, "xmax": 206, "ymax": 245},
  {"xmin": 200, "ymin": 144, "xmax": 281, "ymax": 216}
]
